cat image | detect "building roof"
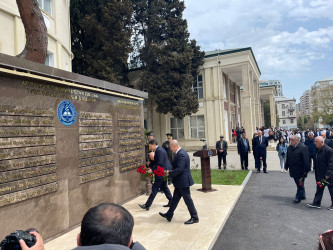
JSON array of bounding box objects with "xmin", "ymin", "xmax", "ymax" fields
[
  {"xmin": 320, "ymin": 76, "xmax": 333, "ymax": 81},
  {"xmin": 204, "ymin": 47, "xmax": 261, "ymax": 75}
]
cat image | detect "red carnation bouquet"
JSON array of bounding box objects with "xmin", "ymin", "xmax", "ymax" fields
[
  {"xmin": 153, "ymin": 166, "xmax": 168, "ymax": 181},
  {"xmin": 316, "ymin": 179, "xmax": 329, "ymax": 188},
  {"xmin": 137, "ymin": 165, "xmax": 152, "ymax": 178}
]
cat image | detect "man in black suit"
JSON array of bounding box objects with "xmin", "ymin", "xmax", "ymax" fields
[
  {"xmin": 321, "ymin": 131, "xmax": 333, "ymax": 148},
  {"xmin": 285, "ymin": 135, "xmax": 310, "ymax": 203},
  {"xmin": 139, "ymin": 139, "xmax": 173, "ymax": 210},
  {"xmin": 216, "ymin": 135, "xmax": 228, "ymax": 169},
  {"xmin": 307, "ymin": 136, "xmax": 333, "ymax": 209},
  {"xmin": 237, "ymin": 132, "xmax": 251, "ymax": 170},
  {"xmin": 159, "ymin": 140, "xmax": 199, "ymax": 225},
  {"xmin": 252, "ymin": 130, "xmax": 269, "ymax": 173}
]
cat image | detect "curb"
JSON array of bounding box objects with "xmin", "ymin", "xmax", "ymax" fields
[{"xmin": 208, "ymin": 170, "xmax": 253, "ymax": 250}]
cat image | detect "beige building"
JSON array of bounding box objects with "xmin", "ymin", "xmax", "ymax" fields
[
  {"xmin": 275, "ymin": 96, "xmax": 297, "ymax": 129},
  {"xmin": 300, "ymin": 90, "xmax": 312, "ymax": 116},
  {"xmin": 0, "ymin": 0, "xmax": 72, "ymax": 71},
  {"xmin": 151, "ymin": 47, "xmax": 275, "ymax": 150}
]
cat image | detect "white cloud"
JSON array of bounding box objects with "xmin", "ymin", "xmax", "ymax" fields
[{"xmin": 289, "ymin": 0, "xmax": 333, "ymax": 21}]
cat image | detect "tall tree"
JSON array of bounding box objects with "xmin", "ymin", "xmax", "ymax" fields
[
  {"xmin": 132, "ymin": 0, "xmax": 204, "ymax": 129},
  {"xmin": 70, "ymin": 0, "xmax": 133, "ymax": 85},
  {"xmin": 16, "ymin": 0, "xmax": 48, "ymax": 63}
]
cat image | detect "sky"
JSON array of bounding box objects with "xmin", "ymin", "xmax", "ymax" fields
[{"xmin": 183, "ymin": 0, "xmax": 333, "ymax": 102}]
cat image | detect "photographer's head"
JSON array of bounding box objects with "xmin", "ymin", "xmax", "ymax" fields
[{"xmin": 78, "ymin": 203, "xmax": 134, "ymax": 248}]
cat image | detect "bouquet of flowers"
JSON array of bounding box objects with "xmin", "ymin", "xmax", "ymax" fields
[
  {"xmin": 299, "ymin": 177, "xmax": 304, "ymax": 187},
  {"xmin": 137, "ymin": 165, "xmax": 153, "ymax": 178},
  {"xmin": 153, "ymin": 166, "xmax": 168, "ymax": 181},
  {"xmin": 316, "ymin": 179, "xmax": 329, "ymax": 188}
]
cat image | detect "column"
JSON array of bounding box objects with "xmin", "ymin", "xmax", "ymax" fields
[
  {"xmin": 241, "ymin": 65, "xmax": 254, "ymax": 135},
  {"xmin": 270, "ymin": 94, "xmax": 276, "ymax": 127}
]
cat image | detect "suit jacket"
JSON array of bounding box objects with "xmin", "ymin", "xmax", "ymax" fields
[
  {"xmin": 285, "ymin": 142, "xmax": 310, "ymax": 179},
  {"xmin": 237, "ymin": 138, "xmax": 251, "ymax": 155},
  {"xmin": 324, "ymin": 138, "xmax": 333, "ymax": 148},
  {"xmin": 216, "ymin": 140, "xmax": 228, "ymax": 155},
  {"xmin": 252, "ymin": 136, "xmax": 268, "ymax": 156},
  {"xmin": 169, "ymin": 148, "xmax": 194, "ymax": 188},
  {"xmin": 314, "ymin": 144, "xmax": 333, "ymax": 184},
  {"xmin": 151, "ymin": 146, "xmax": 172, "ymax": 171}
]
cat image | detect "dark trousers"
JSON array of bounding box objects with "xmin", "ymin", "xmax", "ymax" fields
[
  {"xmin": 255, "ymin": 152, "xmax": 267, "ymax": 171},
  {"xmin": 313, "ymin": 184, "xmax": 333, "ymax": 205},
  {"xmin": 145, "ymin": 176, "xmax": 172, "ymax": 207},
  {"xmin": 240, "ymin": 153, "xmax": 248, "ymax": 170},
  {"xmin": 294, "ymin": 178, "xmax": 306, "ymax": 200},
  {"xmin": 166, "ymin": 186, "xmax": 198, "ymax": 219},
  {"xmin": 218, "ymin": 154, "xmax": 227, "ymax": 169}
]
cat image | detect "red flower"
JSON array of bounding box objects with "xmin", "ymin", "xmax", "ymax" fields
[
  {"xmin": 137, "ymin": 165, "xmax": 152, "ymax": 177},
  {"xmin": 153, "ymin": 166, "xmax": 165, "ymax": 177}
]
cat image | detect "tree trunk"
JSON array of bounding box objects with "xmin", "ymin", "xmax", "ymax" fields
[
  {"xmin": 16, "ymin": 0, "xmax": 48, "ymax": 64},
  {"xmin": 146, "ymin": 96, "xmax": 154, "ymax": 132}
]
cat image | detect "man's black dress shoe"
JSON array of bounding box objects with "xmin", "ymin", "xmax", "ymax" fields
[
  {"xmin": 264, "ymin": 171, "xmax": 268, "ymax": 174},
  {"xmin": 256, "ymin": 169, "xmax": 260, "ymax": 173},
  {"xmin": 184, "ymin": 217, "xmax": 199, "ymax": 224},
  {"xmin": 163, "ymin": 203, "xmax": 171, "ymax": 207},
  {"xmin": 159, "ymin": 212, "xmax": 172, "ymax": 222},
  {"xmin": 138, "ymin": 204, "xmax": 149, "ymax": 211},
  {"xmin": 293, "ymin": 199, "xmax": 301, "ymax": 203},
  {"xmin": 301, "ymin": 197, "xmax": 306, "ymax": 200}
]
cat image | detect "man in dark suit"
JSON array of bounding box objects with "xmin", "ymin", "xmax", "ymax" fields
[
  {"xmin": 237, "ymin": 132, "xmax": 251, "ymax": 170},
  {"xmin": 216, "ymin": 135, "xmax": 228, "ymax": 169},
  {"xmin": 285, "ymin": 135, "xmax": 310, "ymax": 203},
  {"xmin": 321, "ymin": 131, "xmax": 333, "ymax": 148},
  {"xmin": 307, "ymin": 136, "xmax": 333, "ymax": 209},
  {"xmin": 252, "ymin": 130, "xmax": 269, "ymax": 173},
  {"xmin": 159, "ymin": 140, "xmax": 199, "ymax": 225},
  {"xmin": 139, "ymin": 139, "xmax": 173, "ymax": 210}
]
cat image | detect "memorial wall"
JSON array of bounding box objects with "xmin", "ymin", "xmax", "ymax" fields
[{"xmin": 0, "ymin": 53, "xmax": 147, "ymax": 240}]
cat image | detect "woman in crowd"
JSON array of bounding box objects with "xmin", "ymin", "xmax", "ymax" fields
[{"xmin": 276, "ymin": 137, "xmax": 288, "ymax": 173}]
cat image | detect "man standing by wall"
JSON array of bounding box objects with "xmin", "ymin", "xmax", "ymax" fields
[
  {"xmin": 252, "ymin": 130, "xmax": 269, "ymax": 173},
  {"xmin": 216, "ymin": 135, "xmax": 228, "ymax": 169},
  {"xmin": 285, "ymin": 135, "xmax": 310, "ymax": 203},
  {"xmin": 159, "ymin": 140, "xmax": 199, "ymax": 225},
  {"xmin": 237, "ymin": 132, "xmax": 251, "ymax": 170},
  {"xmin": 139, "ymin": 140, "xmax": 173, "ymax": 210},
  {"xmin": 307, "ymin": 136, "xmax": 333, "ymax": 210}
]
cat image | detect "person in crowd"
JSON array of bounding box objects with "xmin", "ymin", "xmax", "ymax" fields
[
  {"xmin": 237, "ymin": 132, "xmax": 251, "ymax": 170},
  {"xmin": 276, "ymin": 137, "xmax": 288, "ymax": 173},
  {"xmin": 236, "ymin": 127, "xmax": 242, "ymax": 141},
  {"xmin": 75, "ymin": 203, "xmax": 145, "ymax": 250},
  {"xmin": 216, "ymin": 135, "xmax": 228, "ymax": 169},
  {"xmin": 252, "ymin": 132, "xmax": 258, "ymax": 160},
  {"xmin": 284, "ymin": 135, "xmax": 310, "ymax": 203},
  {"xmin": 145, "ymin": 131, "xmax": 154, "ymax": 167},
  {"xmin": 159, "ymin": 140, "xmax": 199, "ymax": 225},
  {"xmin": 252, "ymin": 130, "xmax": 269, "ymax": 173},
  {"xmin": 307, "ymin": 136, "xmax": 333, "ymax": 210},
  {"xmin": 139, "ymin": 140, "xmax": 173, "ymax": 210},
  {"xmin": 19, "ymin": 231, "xmax": 44, "ymax": 250},
  {"xmin": 305, "ymin": 132, "xmax": 316, "ymax": 171},
  {"xmin": 232, "ymin": 129, "xmax": 237, "ymax": 143},
  {"xmin": 321, "ymin": 131, "xmax": 333, "ymax": 148}
]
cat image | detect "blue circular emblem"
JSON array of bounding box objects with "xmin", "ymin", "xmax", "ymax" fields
[
  {"xmin": 57, "ymin": 100, "xmax": 77, "ymax": 126},
  {"xmin": 208, "ymin": 149, "xmax": 213, "ymax": 157}
]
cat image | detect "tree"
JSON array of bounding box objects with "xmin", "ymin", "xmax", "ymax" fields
[
  {"xmin": 70, "ymin": 0, "xmax": 133, "ymax": 85},
  {"xmin": 132, "ymin": 0, "xmax": 204, "ymax": 129},
  {"xmin": 263, "ymin": 101, "xmax": 271, "ymax": 127},
  {"xmin": 16, "ymin": 0, "xmax": 47, "ymax": 63}
]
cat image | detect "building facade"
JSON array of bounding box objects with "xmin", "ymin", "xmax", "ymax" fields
[
  {"xmin": 260, "ymin": 80, "xmax": 283, "ymax": 97},
  {"xmin": 299, "ymin": 90, "xmax": 312, "ymax": 116},
  {"xmin": 0, "ymin": 0, "xmax": 72, "ymax": 71},
  {"xmin": 151, "ymin": 47, "xmax": 273, "ymax": 150},
  {"xmin": 275, "ymin": 96, "xmax": 297, "ymax": 129}
]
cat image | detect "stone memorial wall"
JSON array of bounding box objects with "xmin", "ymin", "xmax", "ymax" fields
[{"xmin": 0, "ymin": 54, "xmax": 147, "ymax": 241}]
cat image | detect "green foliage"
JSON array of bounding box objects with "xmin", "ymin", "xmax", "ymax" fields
[
  {"xmin": 70, "ymin": 0, "xmax": 133, "ymax": 85},
  {"xmin": 263, "ymin": 101, "xmax": 271, "ymax": 127},
  {"xmin": 312, "ymin": 84, "xmax": 333, "ymax": 126},
  {"xmin": 132, "ymin": 0, "xmax": 205, "ymax": 120},
  {"xmin": 191, "ymin": 170, "xmax": 248, "ymax": 185}
]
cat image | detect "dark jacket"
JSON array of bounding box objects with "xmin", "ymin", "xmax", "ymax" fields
[
  {"xmin": 162, "ymin": 140, "xmax": 174, "ymax": 163},
  {"xmin": 169, "ymin": 148, "xmax": 194, "ymax": 188},
  {"xmin": 216, "ymin": 140, "xmax": 228, "ymax": 156},
  {"xmin": 304, "ymin": 138, "xmax": 316, "ymax": 157},
  {"xmin": 237, "ymin": 138, "xmax": 251, "ymax": 155},
  {"xmin": 324, "ymin": 138, "xmax": 333, "ymax": 148},
  {"xmin": 285, "ymin": 142, "xmax": 310, "ymax": 179},
  {"xmin": 314, "ymin": 144, "xmax": 333, "ymax": 184},
  {"xmin": 252, "ymin": 136, "xmax": 268, "ymax": 156},
  {"xmin": 72, "ymin": 242, "xmax": 146, "ymax": 250},
  {"xmin": 151, "ymin": 146, "xmax": 172, "ymax": 171}
]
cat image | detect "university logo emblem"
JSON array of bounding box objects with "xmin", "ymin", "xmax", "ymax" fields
[
  {"xmin": 208, "ymin": 149, "xmax": 213, "ymax": 157},
  {"xmin": 57, "ymin": 100, "xmax": 77, "ymax": 126}
]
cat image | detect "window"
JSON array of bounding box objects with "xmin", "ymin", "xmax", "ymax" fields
[
  {"xmin": 38, "ymin": 0, "xmax": 52, "ymax": 15},
  {"xmin": 45, "ymin": 52, "xmax": 54, "ymax": 67},
  {"xmin": 282, "ymin": 111, "xmax": 285, "ymax": 116},
  {"xmin": 282, "ymin": 104, "xmax": 285, "ymax": 109},
  {"xmin": 190, "ymin": 115, "xmax": 205, "ymax": 138},
  {"xmin": 193, "ymin": 75, "xmax": 203, "ymax": 99},
  {"xmin": 170, "ymin": 118, "xmax": 184, "ymax": 139},
  {"xmin": 283, "ymin": 120, "xmax": 286, "ymax": 124},
  {"xmin": 290, "ymin": 119, "xmax": 294, "ymax": 124},
  {"xmin": 290, "ymin": 112, "xmax": 293, "ymax": 116}
]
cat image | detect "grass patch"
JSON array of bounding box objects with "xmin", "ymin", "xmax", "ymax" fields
[{"xmin": 191, "ymin": 170, "xmax": 249, "ymax": 185}]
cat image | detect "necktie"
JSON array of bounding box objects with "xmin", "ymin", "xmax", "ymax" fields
[{"xmin": 260, "ymin": 137, "xmax": 262, "ymax": 144}]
